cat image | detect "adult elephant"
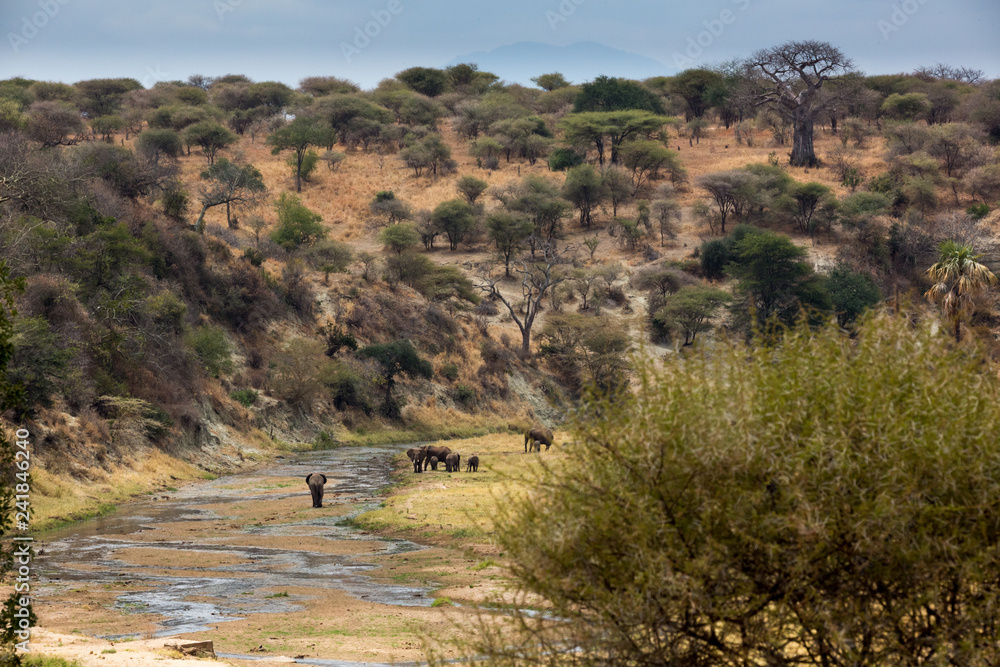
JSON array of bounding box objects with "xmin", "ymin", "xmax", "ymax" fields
[
  {"xmin": 412, "ymin": 448, "xmax": 427, "ymax": 473},
  {"xmin": 421, "ymin": 445, "xmax": 452, "ymax": 471},
  {"xmin": 305, "ymin": 473, "xmax": 327, "ymax": 508},
  {"xmin": 445, "ymin": 452, "xmax": 461, "ymax": 473},
  {"xmin": 524, "ymin": 426, "xmax": 554, "ymax": 452}
]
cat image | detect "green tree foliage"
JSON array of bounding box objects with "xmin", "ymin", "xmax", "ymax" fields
[
  {"xmin": 400, "ymin": 133, "xmax": 455, "ymax": 177},
  {"xmin": 75, "ymin": 77, "xmax": 143, "ymax": 116},
  {"xmin": 466, "ymin": 313, "xmax": 1000, "ymax": 665},
  {"xmin": 561, "ymin": 164, "xmax": 604, "ymax": 228},
  {"xmin": 881, "ymin": 92, "xmax": 931, "ymax": 121},
  {"xmin": 654, "ymin": 284, "xmax": 732, "ymax": 345},
  {"xmin": 378, "ymin": 223, "xmax": 420, "ymax": 255},
  {"xmin": 826, "ymin": 265, "xmax": 881, "ymax": 327},
  {"xmin": 573, "ymin": 75, "xmax": 665, "ymax": 114},
  {"xmin": 600, "ymin": 166, "xmax": 632, "ymax": 218},
  {"xmin": 185, "ymin": 325, "xmax": 232, "ymax": 377},
  {"xmin": 313, "ymin": 94, "xmax": 392, "ymax": 137},
  {"xmin": 455, "ymin": 175, "xmax": 488, "ymax": 205},
  {"xmin": 6, "ymin": 317, "xmax": 73, "ymax": 418},
  {"xmin": 538, "ymin": 313, "xmax": 630, "ymax": 395},
  {"xmin": 267, "ymin": 115, "xmax": 331, "ymax": 192},
  {"xmin": 531, "ymin": 72, "xmax": 570, "ymax": 91},
  {"xmin": 671, "ymin": 68, "xmax": 724, "ymax": 119},
  {"xmin": 136, "ymin": 128, "xmax": 183, "ymax": 160},
  {"xmin": 194, "ymin": 158, "xmax": 267, "ymax": 231},
  {"xmin": 396, "ymin": 67, "xmax": 449, "ymax": 97},
  {"xmin": 547, "ymin": 147, "xmax": 584, "ymax": 171},
  {"xmin": 184, "ymin": 120, "xmax": 237, "ymax": 164},
  {"xmin": 726, "ymin": 228, "xmax": 832, "ymax": 329},
  {"xmin": 358, "ymin": 340, "xmax": 432, "ymax": 416},
  {"xmin": 559, "ymin": 110, "xmax": 669, "ymax": 165},
  {"xmin": 432, "ymin": 199, "xmax": 477, "ymax": 251},
  {"xmin": 486, "ymin": 212, "xmax": 533, "ymax": 277},
  {"xmin": 368, "ymin": 190, "xmax": 412, "ymax": 226},
  {"xmin": 270, "ymin": 192, "xmax": 326, "ymax": 250},
  {"xmin": 495, "ymin": 175, "xmax": 571, "ymax": 244},
  {"xmin": 619, "ymin": 140, "xmax": 686, "ymax": 193},
  {"xmin": 783, "ymin": 181, "xmax": 838, "ymax": 238}
]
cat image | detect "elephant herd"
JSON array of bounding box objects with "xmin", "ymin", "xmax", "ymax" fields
[
  {"xmin": 407, "ymin": 445, "xmax": 479, "ymax": 473},
  {"xmin": 306, "ymin": 425, "xmax": 554, "ymax": 506}
]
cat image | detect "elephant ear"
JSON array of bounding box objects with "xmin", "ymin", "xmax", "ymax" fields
[
  {"xmin": 320, "ymin": 474, "xmax": 327, "ymax": 484},
  {"xmin": 305, "ymin": 474, "xmax": 312, "ymax": 483}
]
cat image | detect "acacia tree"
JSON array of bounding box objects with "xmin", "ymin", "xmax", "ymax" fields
[
  {"xmin": 358, "ymin": 340, "xmax": 432, "ymax": 416},
  {"xmin": 194, "ymin": 158, "xmax": 267, "ymax": 232},
  {"xmin": 748, "ymin": 41, "xmax": 854, "ymax": 167},
  {"xmin": 267, "ymin": 115, "xmax": 332, "ymax": 193},
  {"xmin": 478, "ymin": 245, "xmax": 573, "ymax": 354}
]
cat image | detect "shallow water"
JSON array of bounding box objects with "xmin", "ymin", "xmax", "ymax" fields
[{"xmin": 36, "ymin": 444, "xmax": 435, "ymax": 648}]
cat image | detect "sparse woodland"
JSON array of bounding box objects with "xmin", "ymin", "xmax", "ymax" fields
[{"xmin": 3, "ymin": 40, "xmax": 1000, "ymax": 664}]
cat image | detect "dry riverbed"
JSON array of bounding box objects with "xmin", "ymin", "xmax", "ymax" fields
[{"xmin": 27, "ymin": 434, "xmax": 556, "ymax": 666}]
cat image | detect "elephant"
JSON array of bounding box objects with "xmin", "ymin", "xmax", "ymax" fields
[
  {"xmin": 421, "ymin": 445, "xmax": 452, "ymax": 471},
  {"xmin": 406, "ymin": 447, "xmax": 417, "ymax": 461},
  {"xmin": 445, "ymin": 452, "xmax": 461, "ymax": 473},
  {"xmin": 466, "ymin": 455, "xmax": 479, "ymax": 472},
  {"xmin": 524, "ymin": 426, "xmax": 554, "ymax": 452},
  {"xmin": 429, "ymin": 456, "xmax": 439, "ymax": 471},
  {"xmin": 412, "ymin": 448, "xmax": 426, "ymax": 473},
  {"xmin": 305, "ymin": 473, "xmax": 327, "ymax": 508}
]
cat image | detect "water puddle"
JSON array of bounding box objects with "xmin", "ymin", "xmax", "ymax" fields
[{"xmin": 36, "ymin": 445, "xmax": 436, "ymax": 642}]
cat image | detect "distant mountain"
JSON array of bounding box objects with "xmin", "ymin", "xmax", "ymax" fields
[{"xmin": 446, "ymin": 41, "xmax": 672, "ymax": 86}]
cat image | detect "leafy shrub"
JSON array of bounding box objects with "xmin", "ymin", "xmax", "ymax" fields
[
  {"xmin": 440, "ymin": 361, "xmax": 459, "ymax": 381},
  {"xmin": 967, "ymin": 202, "xmax": 990, "ymax": 220},
  {"xmin": 242, "ymin": 247, "xmax": 265, "ymax": 266},
  {"xmin": 548, "ymin": 147, "xmax": 584, "ymax": 171},
  {"xmin": 453, "ymin": 384, "xmax": 476, "ymax": 406},
  {"xmin": 270, "ymin": 193, "xmax": 325, "ymax": 250},
  {"xmin": 471, "ymin": 313, "xmax": 1000, "ymax": 665},
  {"xmin": 185, "ymin": 325, "xmax": 232, "ymax": 377},
  {"xmin": 230, "ymin": 388, "xmax": 258, "ymax": 407}
]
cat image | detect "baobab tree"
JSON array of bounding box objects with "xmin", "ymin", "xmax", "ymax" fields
[{"xmin": 748, "ymin": 41, "xmax": 854, "ymax": 167}]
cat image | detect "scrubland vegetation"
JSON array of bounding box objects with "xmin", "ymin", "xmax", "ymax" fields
[{"xmin": 3, "ymin": 38, "xmax": 1000, "ymax": 664}]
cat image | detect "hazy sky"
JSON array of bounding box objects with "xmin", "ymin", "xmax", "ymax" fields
[{"xmin": 2, "ymin": 0, "xmax": 998, "ymax": 88}]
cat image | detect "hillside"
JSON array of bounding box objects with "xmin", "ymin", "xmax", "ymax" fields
[{"xmin": 1, "ymin": 64, "xmax": 999, "ymax": 528}]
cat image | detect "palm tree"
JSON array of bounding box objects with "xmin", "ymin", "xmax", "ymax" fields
[{"xmin": 925, "ymin": 240, "xmax": 997, "ymax": 342}]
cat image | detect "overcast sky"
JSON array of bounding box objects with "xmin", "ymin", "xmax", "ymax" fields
[{"xmin": 2, "ymin": 0, "xmax": 998, "ymax": 88}]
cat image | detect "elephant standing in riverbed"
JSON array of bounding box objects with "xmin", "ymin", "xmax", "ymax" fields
[{"xmin": 305, "ymin": 473, "xmax": 327, "ymax": 508}]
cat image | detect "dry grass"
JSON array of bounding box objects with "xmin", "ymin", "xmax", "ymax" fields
[{"xmin": 353, "ymin": 431, "xmax": 566, "ymax": 547}]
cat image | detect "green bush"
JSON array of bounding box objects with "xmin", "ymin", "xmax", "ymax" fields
[
  {"xmin": 270, "ymin": 193, "xmax": 326, "ymax": 250},
  {"xmin": 453, "ymin": 384, "xmax": 476, "ymax": 406},
  {"xmin": 440, "ymin": 361, "xmax": 459, "ymax": 381},
  {"xmin": 470, "ymin": 313, "xmax": 1000, "ymax": 665},
  {"xmin": 185, "ymin": 325, "xmax": 233, "ymax": 377},
  {"xmin": 548, "ymin": 147, "xmax": 584, "ymax": 171},
  {"xmin": 230, "ymin": 388, "xmax": 258, "ymax": 407},
  {"xmin": 967, "ymin": 202, "xmax": 990, "ymax": 220}
]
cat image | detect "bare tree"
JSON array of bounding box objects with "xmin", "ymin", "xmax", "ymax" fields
[
  {"xmin": 748, "ymin": 41, "xmax": 854, "ymax": 167},
  {"xmin": 477, "ymin": 244, "xmax": 574, "ymax": 354}
]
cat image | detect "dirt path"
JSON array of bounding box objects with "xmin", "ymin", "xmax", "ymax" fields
[{"xmin": 28, "ymin": 445, "xmax": 506, "ymax": 666}]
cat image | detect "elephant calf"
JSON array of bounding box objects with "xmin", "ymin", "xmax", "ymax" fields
[
  {"xmin": 305, "ymin": 473, "xmax": 327, "ymax": 508},
  {"xmin": 429, "ymin": 456, "xmax": 439, "ymax": 471},
  {"xmin": 466, "ymin": 455, "xmax": 479, "ymax": 472},
  {"xmin": 445, "ymin": 452, "xmax": 461, "ymax": 473}
]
